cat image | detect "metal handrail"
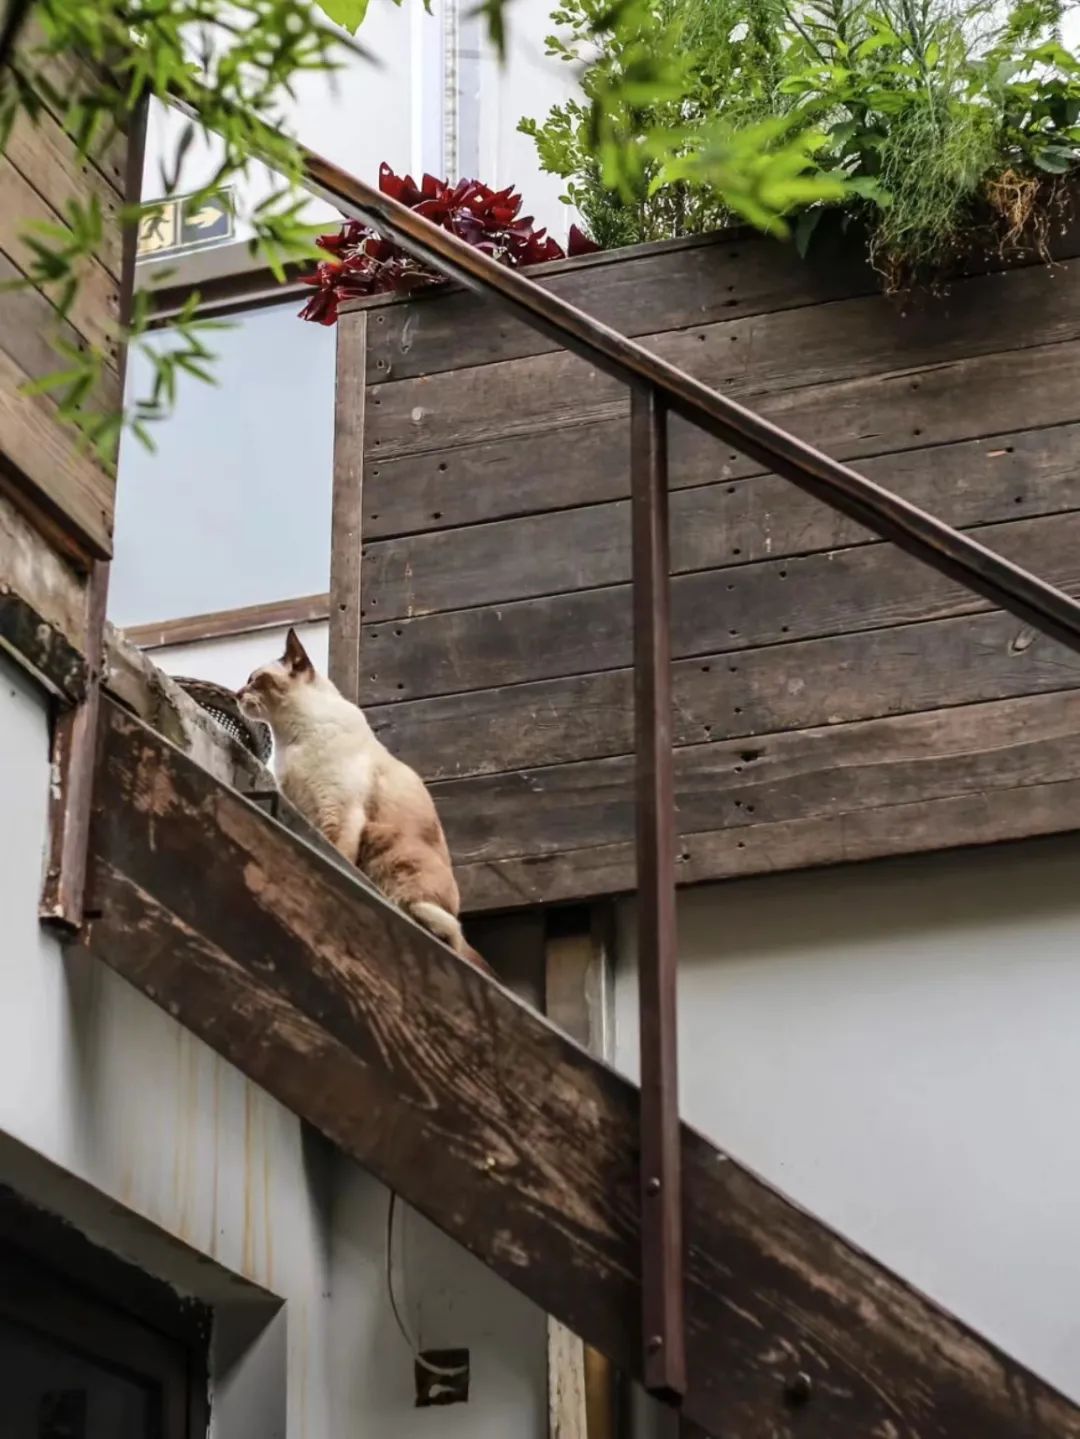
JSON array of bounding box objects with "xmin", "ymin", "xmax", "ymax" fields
[
  {"xmin": 220, "ymin": 122, "xmax": 1080, "ymax": 1403},
  {"xmin": 290, "ymin": 142, "xmax": 1080, "ymax": 656}
]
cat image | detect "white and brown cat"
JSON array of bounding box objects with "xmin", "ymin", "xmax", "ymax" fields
[{"xmin": 238, "ymin": 629, "xmax": 488, "ymax": 972}]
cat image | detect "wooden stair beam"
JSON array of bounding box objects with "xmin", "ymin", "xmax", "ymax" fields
[{"xmin": 80, "ymin": 698, "xmax": 1080, "ymax": 1439}]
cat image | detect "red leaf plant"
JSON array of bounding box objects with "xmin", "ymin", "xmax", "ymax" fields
[{"xmin": 299, "ymin": 162, "xmax": 601, "ymax": 324}]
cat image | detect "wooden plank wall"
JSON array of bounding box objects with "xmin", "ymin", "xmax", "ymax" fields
[
  {"xmin": 336, "ymin": 224, "xmax": 1080, "ymax": 912},
  {"xmin": 0, "ymin": 36, "xmax": 126, "ymax": 559}
]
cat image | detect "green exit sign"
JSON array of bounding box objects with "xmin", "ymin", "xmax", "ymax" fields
[{"xmin": 138, "ymin": 188, "xmax": 235, "ymax": 259}]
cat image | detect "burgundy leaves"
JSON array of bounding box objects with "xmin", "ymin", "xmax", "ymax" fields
[{"xmin": 299, "ymin": 162, "xmax": 601, "ymax": 324}]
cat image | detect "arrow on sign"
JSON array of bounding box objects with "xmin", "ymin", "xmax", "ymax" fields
[{"xmin": 186, "ymin": 205, "xmax": 225, "ymax": 229}]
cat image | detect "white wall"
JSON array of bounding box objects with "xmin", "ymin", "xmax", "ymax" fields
[
  {"xmin": 0, "ymin": 653, "xmax": 333, "ymax": 1432},
  {"xmin": 615, "ymin": 841, "xmax": 1080, "ymax": 1404},
  {"xmin": 140, "ymin": 0, "xmax": 441, "ymax": 248},
  {"xmin": 0, "ymin": 652, "xmax": 545, "ymax": 1436},
  {"xmin": 140, "ymin": 0, "xmax": 580, "ymax": 263},
  {"xmin": 473, "ymin": 8, "xmax": 582, "ymax": 240},
  {"xmin": 329, "ymin": 1166, "xmax": 547, "ymax": 1438},
  {"xmin": 145, "ymin": 619, "xmax": 329, "ymax": 690}
]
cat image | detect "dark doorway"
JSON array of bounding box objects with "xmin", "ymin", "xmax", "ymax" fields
[{"xmin": 0, "ymin": 1189, "xmax": 209, "ymax": 1439}]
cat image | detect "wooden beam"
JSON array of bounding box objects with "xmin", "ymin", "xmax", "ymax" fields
[
  {"xmin": 328, "ymin": 310, "xmax": 367, "ymax": 704},
  {"xmin": 121, "ymin": 593, "xmax": 330, "ymax": 651},
  {"xmin": 0, "ymin": 573, "xmax": 86, "ymax": 700},
  {"xmin": 0, "ymin": 481, "xmax": 88, "ymax": 699},
  {"xmin": 41, "ymin": 559, "xmax": 109, "ymax": 927},
  {"xmin": 80, "ymin": 697, "xmax": 1080, "ymax": 1439},
  {"xmin": 545, "ymin": 907, "xmax": 617, "ymax": 1439}
]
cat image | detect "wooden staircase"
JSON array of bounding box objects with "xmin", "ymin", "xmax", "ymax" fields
[{"xmin": 75, "ymin": 691, "xmax": 1080, "ymax": 1438}]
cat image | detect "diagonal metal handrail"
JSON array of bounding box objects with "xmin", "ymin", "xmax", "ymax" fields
[{"xmin": 178, "ymin": 109, "xmax": 1080, "ymax": 1403}]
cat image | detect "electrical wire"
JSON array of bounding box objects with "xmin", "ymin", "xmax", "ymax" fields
[{"xmin": 385, "ymin": 1190, "xmax": 469, "ymax": 1380}]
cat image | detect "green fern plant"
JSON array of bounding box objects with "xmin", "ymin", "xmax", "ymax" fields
[{"xmin": 521, "ymin": 0, "xmax": 1080, "ymax": 284}]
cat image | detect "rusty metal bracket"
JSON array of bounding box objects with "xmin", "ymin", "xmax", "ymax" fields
[
  {"xmin": 631, "ymin": 385, "xmax": 686, "ymax": 1400},
  {"xmin": 40, "ymin": 560, "xmax": 109, "ymax": 929},
  {"xmin": 245, "ymin": 787, "xmax": 282, "ymax": 820}
]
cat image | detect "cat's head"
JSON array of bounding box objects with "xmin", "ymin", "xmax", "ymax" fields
[{"xmin": 237, "ymin": 628, "xmax": 315, "ymax": 720}]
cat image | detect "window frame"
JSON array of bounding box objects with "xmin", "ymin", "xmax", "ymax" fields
[
  {"xmin": 118, "ymin": 278, "xmax": 334, "ymax": 644},
  {"xmin": 0, "ymin": 1186, "xmax": 210, "ymax": 1439}
]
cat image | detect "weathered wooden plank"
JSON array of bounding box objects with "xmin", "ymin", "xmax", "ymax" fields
[
  {"xmin": 363, "ymin": 216, "xmax": 1080, "ymax": 384},
  {"xmin": 545, "ymin": 910, "xmax": 617, "ymax": 1439},
  {"xmin": 0, "ymin": 480, "xmax": 89, "ymax": 671},
  {"xmin": 548, "ymin": 1318, "xmax": 589, "ymax": 1439},
  {"xmin": 122, "ymin": 593, "xmax": 330, "ymax": 650},
  {"xmin": 0, "ymin": 153, "xmax": 119, "ymax": 355},
  {"xmin": 365, "ymin": 230, "xmax": 878, "ymax": 384},
  {"xmin": 362, "ymin": 340, "xmax": 1080, "ymax": 539},
  {"xmin": 0, "ymin": 342, "xmax": 115, "ymax": 558},
  {"xmin": 0, "ymin": 253, "xmax": 121, "ymax": 389},
  {"xmin": 102, "ymin": 625, "xmax": 276, "ymax": 796},
  {"xmin": 329, "ymin": 312, "xmax": 367, "ymax": 703},
  {"xmin": 370, "ymin": 607, "xmax": 1080, "ymax": 782},
  {"xmin": 364, "ymin": 261, "xmax": 1080, "ymax": 461},
  {"xmin": 13, "ymin": 20, "xmax": 128, "ymax": 191},
  {"xmin": 358, "ymin": 509, "xmax": 1080, "ymax": 705},
  {"xmin": 435, "ymin": 688, "xmax": 1080, "ymax": 864},
  {"xmin": 4, "ymin": 106, "xmax": 123, "ymax": 278},
  {"xmin": 459, "ymin": 775, "xmax": 1080, "ymax": 911},
  {"xmin": 362, "ymin": 422, "xmax": 1080, "ymax": 622},
  {"xmin": 449, "ymin": 691, "xmax": 1080, "ymax": 909},
  {"xmin": 80, "ymin": 699, "xmax": 1080, "ymax": 1439}
]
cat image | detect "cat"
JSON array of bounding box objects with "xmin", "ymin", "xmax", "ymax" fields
[{"xmin": 237, "ymin": 628, "xmax": 489, "ymax": 973}]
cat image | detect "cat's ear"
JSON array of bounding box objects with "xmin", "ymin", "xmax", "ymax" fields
[{"xmin": 283, "ymin": 627, "xmax": 313, "ymax": 676}]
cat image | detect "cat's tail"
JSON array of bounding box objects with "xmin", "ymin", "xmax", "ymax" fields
[{"xmin": 409, "ymin": 900, "xmax": 493, "ymax": 976}]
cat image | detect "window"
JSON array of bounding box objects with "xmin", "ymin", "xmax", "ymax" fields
[{"xmin": 110, "ymin": 300, "xmax": 336, "ymax": 631}]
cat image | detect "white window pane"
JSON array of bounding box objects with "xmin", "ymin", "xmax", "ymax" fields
[{"xmin": 110, "ymin": 303, "xmax": 335, "ymax": 627}]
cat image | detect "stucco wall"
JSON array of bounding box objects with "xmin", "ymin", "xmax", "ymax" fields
[
  {"xmin": 615, "ymin": 841, "xmax": 1080, "ymax": 1406},
  {"xmin": 0, "ymin": 652, "xmax": 545, "ymax": 1436},
  {"xmin": 147, "ymin": 620, "xmax": 330, "ymax": 692}
]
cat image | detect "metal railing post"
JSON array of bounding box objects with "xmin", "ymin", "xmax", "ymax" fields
[{"xmin": 631, "ymin": 385, "xmax": 686, "ymax": 1400}]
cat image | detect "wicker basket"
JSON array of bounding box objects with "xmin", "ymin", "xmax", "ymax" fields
[{"xmin": 173, "ymin": 676, "xmax": 273, "ymax": 763}]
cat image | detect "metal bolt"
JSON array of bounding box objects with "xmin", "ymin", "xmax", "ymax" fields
[
  {"xmin": 784, "ymin": 1371, "xmax": 813, "ymax": 1406},
  {"xmin": 647, "ymin": 1334, "xmax": 664, "ymax": 1354},
  {"xmin": 646, "ymin": 1176, "xmax": 661, "ymax": 1196}
]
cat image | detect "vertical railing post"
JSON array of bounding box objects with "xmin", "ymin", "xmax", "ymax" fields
[
  {"xmin": 630, "ymin": 384, "xmax": 686, "ymax": 1400},
  {"xmin": 329, "ymin": 309, "xmax": 368, "ymax": 706}
]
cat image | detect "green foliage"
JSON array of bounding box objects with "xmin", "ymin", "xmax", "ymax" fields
[
  {"xmin": 519, "ymin": 0, "xmax": 812, "ymax": 245},
  {"xmin": 777, "ymin": 0, "xmax": 1080, "ymax": 278},
  {"xmin": 311, "ymin": 0, "xmax": 372, "ymax": 33},
  {"xmin": 521, "ymin": 0, "xmax": 1080, "ymax": 281}
]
